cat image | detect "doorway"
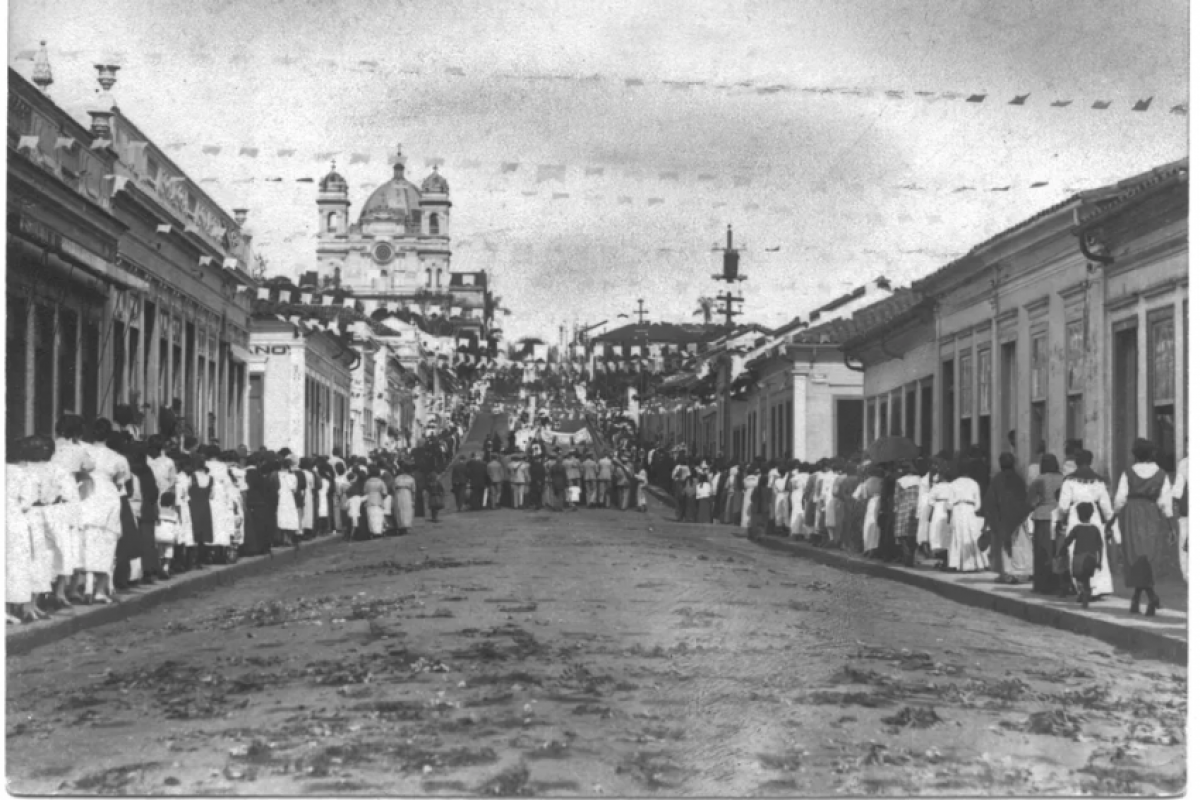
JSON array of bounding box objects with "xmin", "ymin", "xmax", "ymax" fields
[
  {"xmin": 836, "ymin": 398, "xmax": 864, "ymax": 457},
  {"xmin": 1112, "ymin": 322, "xmax": 1139, "ymax": 480},
  {"xmin": 249, "ymin": 373, "xmax": 264, "ymax": 451}
]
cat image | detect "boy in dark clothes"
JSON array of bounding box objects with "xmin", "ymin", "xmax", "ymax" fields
[{"xmin": 1060, "ymin": 502, "xmax": 1104, "ymax": 609}]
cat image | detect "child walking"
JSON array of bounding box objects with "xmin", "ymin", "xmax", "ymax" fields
[{"xmin": 1060, "ymin": 501, "xmax": 1105, "ymax": 609}]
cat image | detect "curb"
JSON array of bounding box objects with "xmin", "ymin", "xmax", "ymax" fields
[
  {"xmin": 6, "ymin": 535, "xmax": 345, "ymax": 657},
  {"xmin": 644, "ymin": 485, "xmax": 1186, "ymax": 666}
]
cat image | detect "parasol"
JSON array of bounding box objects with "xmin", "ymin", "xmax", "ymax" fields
[{"xmin": 866, "ymin": 436, "xmax": 920, "ymax": 464}]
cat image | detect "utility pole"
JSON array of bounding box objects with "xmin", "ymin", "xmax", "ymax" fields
[
  {"xmin": 635, "ymin": 298, "xmax": 648, "ymax": 326},
  {"xmin": 710, "ymin": 224, "xmax": 746, "ymax": 328}
]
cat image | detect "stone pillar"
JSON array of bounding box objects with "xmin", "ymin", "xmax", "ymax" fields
[
  {"xmin": 1136, "ymin": 302, "xmax": 1149, "ymax": 438},
  {"xmin": 1015, "ymin": 305, "xmax": 1032, "ymax": 466},
  {"xmin": 1174, "ymin": 291, "xmax": 1187, "ymax": 461},
  {"xmin": 792, "ymin": 370, "xmax": 808, "ymax": 462}
]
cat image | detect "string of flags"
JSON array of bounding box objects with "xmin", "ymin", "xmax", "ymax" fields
[{"xmin": 12, "ymin": 46, "xmax": 1186, "ymax": 116}]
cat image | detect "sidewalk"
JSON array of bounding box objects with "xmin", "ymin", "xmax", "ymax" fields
[
  {"xmin": 645, "ymin": 485, "xmax": 1187, "ymax": 665},
  {"xmin": 6, "ymin": 535, "xmax": 344, "ymax": 657}
]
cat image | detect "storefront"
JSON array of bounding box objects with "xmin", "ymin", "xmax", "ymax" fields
[{"xmin": 247, "ymin": 319, "xmax": 355, "ymax": 455}]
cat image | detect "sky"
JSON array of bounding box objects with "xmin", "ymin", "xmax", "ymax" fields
[{"xmin": 8, "ymin": 0, "xmax": 1188, "ymax": 341}]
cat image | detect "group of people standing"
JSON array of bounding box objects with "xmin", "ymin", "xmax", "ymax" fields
[
  {"xmin": 651, "ymin": 438, "xmax": 1186, "ymax": 615},
  {"xmin": 450, "ymin": 447, "xmax": 648, "ymax": 513},
  {"xmin": 7, "ymin": 415, "xmax": 253, "ymax": 622},
  {"xmin": 7, "ymin": 408, "xmax": 472, "ymax": 624}
]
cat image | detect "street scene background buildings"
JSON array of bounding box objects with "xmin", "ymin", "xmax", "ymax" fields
[{"xmin": 4, "ymin": 0, "xmax": 1191, "ymax": 795}]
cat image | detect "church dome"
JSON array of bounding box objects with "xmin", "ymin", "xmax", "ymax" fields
[
  {"xmin": 360, "ymin": 161, "xmax": 422, "ymax": 223},
  {"xmin": 319, "ymin": 168, "xmax": 347, "ymax": 193},
  {"xmin": 421, "ymin": 167, "xmax": 449, "ymax": 195}
]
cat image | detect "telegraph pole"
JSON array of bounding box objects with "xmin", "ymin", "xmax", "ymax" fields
[
  {"xmin": 710, "ymin": 224, "xmax": 746, "ymax": 328},
  {"xmin": 635, "ymin": 298, "xmax": 648, "ymax": 326}
]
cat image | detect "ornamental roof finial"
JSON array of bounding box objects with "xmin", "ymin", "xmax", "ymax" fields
[
  {"xmin": 393, "ymin": 143, "xmax": 406, "ymax": 179},
  {"xmin": 32, "ymin": 40, "xmax": 53, "ymax": 92}
]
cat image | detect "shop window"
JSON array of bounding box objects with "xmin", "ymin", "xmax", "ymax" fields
[
  {"xmin": 7, "ymin": 294, "xmax": 29, "ymax": 440},
  {"xmin": 58, "ymin": 307, "xmax": 78, "ymax": 416},
  {"xmin": 33, "ymin": 304, "xmax": 55, "ymax": 436},
  {"xmin": 1148, "ymin": 308, "xmax": 1176, "ymax": 467},
  {"xmin": 1030, "ymin": 332, "xmax": 1048, "ymax": 401},
  {"xmin": 919, "ymin": 379, "xmax": 934, "ymax": 455},
  {"xmin": 959, "ymin": 352, "xmax": 973, "ymax": 421},
  {"xmin": 977, "ymin": 348, "xmax": 992, "ymax": 455}
]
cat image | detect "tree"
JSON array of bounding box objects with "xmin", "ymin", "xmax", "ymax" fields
[{"xmin": 693, "ymin": 296, "xmax": 715, "ymax": 325}]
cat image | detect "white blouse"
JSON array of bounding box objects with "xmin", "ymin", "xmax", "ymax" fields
[{"xmin": 1113, "ymin": 463, "xmax": 1173, "ymax": 517}]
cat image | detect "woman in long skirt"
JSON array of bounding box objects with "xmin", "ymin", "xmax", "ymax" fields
[
  {"xmin": 947, "ymin": 468, "xmax": 989, "ymax": 572},
  {"xmin": 981, "ymin": 452, "xmax": 1032, "ymax": 583},
  {"xmin": 789, "ymin": 464, "xmax": 809, "ymax": 536},
  {"xmin": 189, "ymin": 456, "xmax": 216, "ymax": 565},
  {"xmin": 741, "ymin": 469, "xmax": 759, "ymax": 530},
  {"xmin": 393, "ymin": 466, "xmax": 417, "ymax": 535},
  {"xmin": 127, "ymin": 446, "xmax": 161, "ymax": 586},
  {"xmin": 856, "ymin": 469, "xmax": 883, "ymax": 555},
  {"xmin": 1056, "ymin": 449, "xmax": 1116, "ymax": 599},
  {"xmin": 773, "ymin": 467, "xmax": 791, "ymax": 532},
  {"xmin": 1114, "ymin": 438, "xmax": 1176, "ymax": 615},
  {"xmin": 363, "ymin": 468, "xmax": 389, "ymax": 537},
  {"xmin": 7, "ymin": 448, "xmax": 39, "ymax": 623},
  {"xmin": 1027, "ymin": 454, "xmax": 1064, "ymax": 594},
  {"xmin": 725, "ymin": 465, "xmax": 743, "ymax": 525},
  {"xmin": 927, "ymin": 468, "xmax": 955, "ymax": 568},
  {"xmin": 275, "ymin": 462, "xmax": 300, "ymax": 548}
]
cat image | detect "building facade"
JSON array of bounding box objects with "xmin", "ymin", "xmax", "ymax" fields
[
  {"xmin": 8, "ymin": 59, "xmax": 257, "ymax": 446},
  {"xmin": 246, "ymin": 319, "xmax": 354, "ymax": 455},
  {"xmin": 844, "ymin": 159, "xmax": 1187, "ymax": 479}
]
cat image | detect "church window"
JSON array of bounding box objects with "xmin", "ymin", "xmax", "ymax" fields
[
  {"xmin": 425, "ymin": 268, "xmax": 433, "ymax": 287},
  {"xmin": 429, "ymin": 213, "xmax": 440, "ymax": 235},
  {"xmin": 435, "ymin": 269, "xmax": 443, "ymax": 288},
  {"xmin": 409, "ymin": 210, "xmax": 422, "ymax": 233},
  {"xmin": 327, "ymin": 212, "xmax": 338, "ymax": 233}
]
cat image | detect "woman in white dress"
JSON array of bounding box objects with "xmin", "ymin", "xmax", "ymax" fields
[
  {"xmin": 205, "ymin": 449, "xmax": 236, "ymax": 555},
  {"xmin": 1055, "ymin": 449, "xmax": 1117, "ymax": 599},
  {"xmin": 81, "ymin": 421, "xmax": 130, "ymax": 603},
  {"xmin": 7, "ymin": 447, "xmax": 39, "ymax": 623},
  {"xmin": 789, "ymin": 464, "xmax": 809, "ymax": 536},
  {"xmin": 855, "ymin": 467, "xmax": 883, "ymax": 555},
  {"xmin": 927, "ymin": 467, "xmax": 955, "ymax": 568},
  {"xmin": 741, "ymin": 468, "xmax": 760, "ymax": 531},
  {"xmin": 276, "ymin": 462, "xmax": 301, "ymax": 548},
  {"xmin": 947, "ymin": 467, "xmax": 990, "ymax": 572},
  {"xmin": 915, "ymin": 464, "xmax": 934, "ymax": 555},
  {"xmin": 773, "ymin": 466, "xmax": 791, "ymax": 531},
  {"xmin": 300, "ymin": 458, "xmax": 316, "ymax": 537},
  {"xmin": 173, "ymin": 459, "xmax": 195, "ymax": 572},
  {"xmin": 52, "ymin": 415, "xmax": 93, "ymax": 603}
]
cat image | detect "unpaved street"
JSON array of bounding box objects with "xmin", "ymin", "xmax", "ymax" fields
[{"xmin": 6, "ymin": 500, "xmax": 1187, "ymax": 796}]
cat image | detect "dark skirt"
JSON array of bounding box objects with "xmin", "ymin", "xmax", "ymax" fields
[
  {"xmin": 139, "ymin": 514, "xmax": 159, "ymax": 575},
  {"xmin": 113, "ymin": 497, "xmax": 140, "ymax": 584},
  {"xmin": 1120, "ymin": 498, "xmax": 1175, "ymax": 588},
  {"xmin": 697, "ymin": 497, "xmax": 713, "ymax": 524},
  {"xmin": 684, "ymin": 495, "xmax": 698, "ymax": 522},
  {"xmin": 243, "ymin": 497, "xmax": 275, "ymax": 556},
  {"xmin": 1031, "ymin": 519, "xmax": 1061, "ymax": 594}
]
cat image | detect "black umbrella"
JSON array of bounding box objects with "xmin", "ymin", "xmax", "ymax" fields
[{"xmin": 866, "ymin": 436, "xmax": 920, "ymax": 464}]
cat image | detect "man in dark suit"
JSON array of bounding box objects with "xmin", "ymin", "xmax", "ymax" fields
[
  {"xmin": 451, "ymin": 456, "xmax": 469, "ymax": 512},
  {"xmin": 466, "ymin": 453, "xmax": 489, "ymax": 511}
]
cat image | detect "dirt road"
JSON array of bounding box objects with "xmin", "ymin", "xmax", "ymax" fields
[{"xmin": 6, "ymin": 498, "xmax": 1186, "ymax": 795}]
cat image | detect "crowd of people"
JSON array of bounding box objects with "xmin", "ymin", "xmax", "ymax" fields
[
  {"xmin": 6, "ymin": 406, "xmax": 473, "ymax": 625},
  {"xmin": 647, "ymin": 438, "xmax": 1186, "ymax": 614},
  {"xmin": 449, "ymin": 446, "xmax": 648, "ymax": 513}
]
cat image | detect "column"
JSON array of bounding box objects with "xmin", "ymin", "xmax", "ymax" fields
[
  {"xmin": 1015, "ymin": 306, "xmax": 1032, "ymax": 465},
  {"xmin": 914, "ymin": 382, "xmax": 924, "ymax": 449},
  {"xmin": 991, "ymin": 322, "xmax": 1002, "ymax": 465},
  {"xmin": 192, "ymin": 314, "xmax": 202, "ymax": 434},
  {"xmin": 792, "ymin": 371, "xmax": 808, "ymax": 462},
  {"xmin": 1174, "ymin": 291, "xmax": 1186, "ymax": 460},
  {"xmin": 133, "ymin": 294, "xmax": 145, "ymax": 409},
  {"xmin": 50, "ymin": 305, "xmax": 61, "ymax": 427},
  {"xmin": 952, "ymin": 342, "xmax": 962, "ymax": 451},
  {"xmin": 1135, "ymin": 302, "xmax": 1149, "ymax": 437},
  {"xmin": 147, "ymin": 298, "xmax": 161, "ymax": 433},
  {"xmin": 899, "ymin": 383, "xmax": 908, "ymax": 439},
  {"xmin": 98, "ymin": 293, "xmax": 115, "ymax": 420},
  {"xmin": 219, "ymin": 340, "xmax": 229, "ymax": 445},
  {"xmin": 24, "ymin": 302, "xmax": 35, "ymax": 435},
  {"xmin": 164, "ymin": 306, "xmax": 174, "ymax": 416},
  {"xmin": 875, "ymin": 394, "xmax": 884, "ymax": 442}
]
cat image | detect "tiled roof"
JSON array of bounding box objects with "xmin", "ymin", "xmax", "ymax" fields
[
  {"xmin": 593, "ymin": 322, "xmax": 724, "ymax": 344},
  {"xmin": 788, "ymin": 287, "xmax": 923, "ymax": 346},
  {"xmin": 1075, "ymin": 158, "xmax": 1188, "ymax": 227}
]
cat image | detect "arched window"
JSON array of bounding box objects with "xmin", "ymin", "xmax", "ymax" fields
[
  {"xmin": 435, "ymin": 269, "xmax": 443, "ymax": 288},
  {"xmin": 429, "ymin": 213, "xmax": 440, "ymax": 235},
  {"xmin": 425, "ymin": 268, "xmax": 433, "ymax": 287},
  {"xmin": 327, "ymin": 211, "xmax": 338, "ymax": 233}
]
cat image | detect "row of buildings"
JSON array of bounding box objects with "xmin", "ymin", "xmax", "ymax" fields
[
  {"xmin": 637, "ymin": 158, "xmax": 1188, "ymax": 479},
  {"xmin": 7, "ymin": 51, "xmax": 494, "ymax": 456}
]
